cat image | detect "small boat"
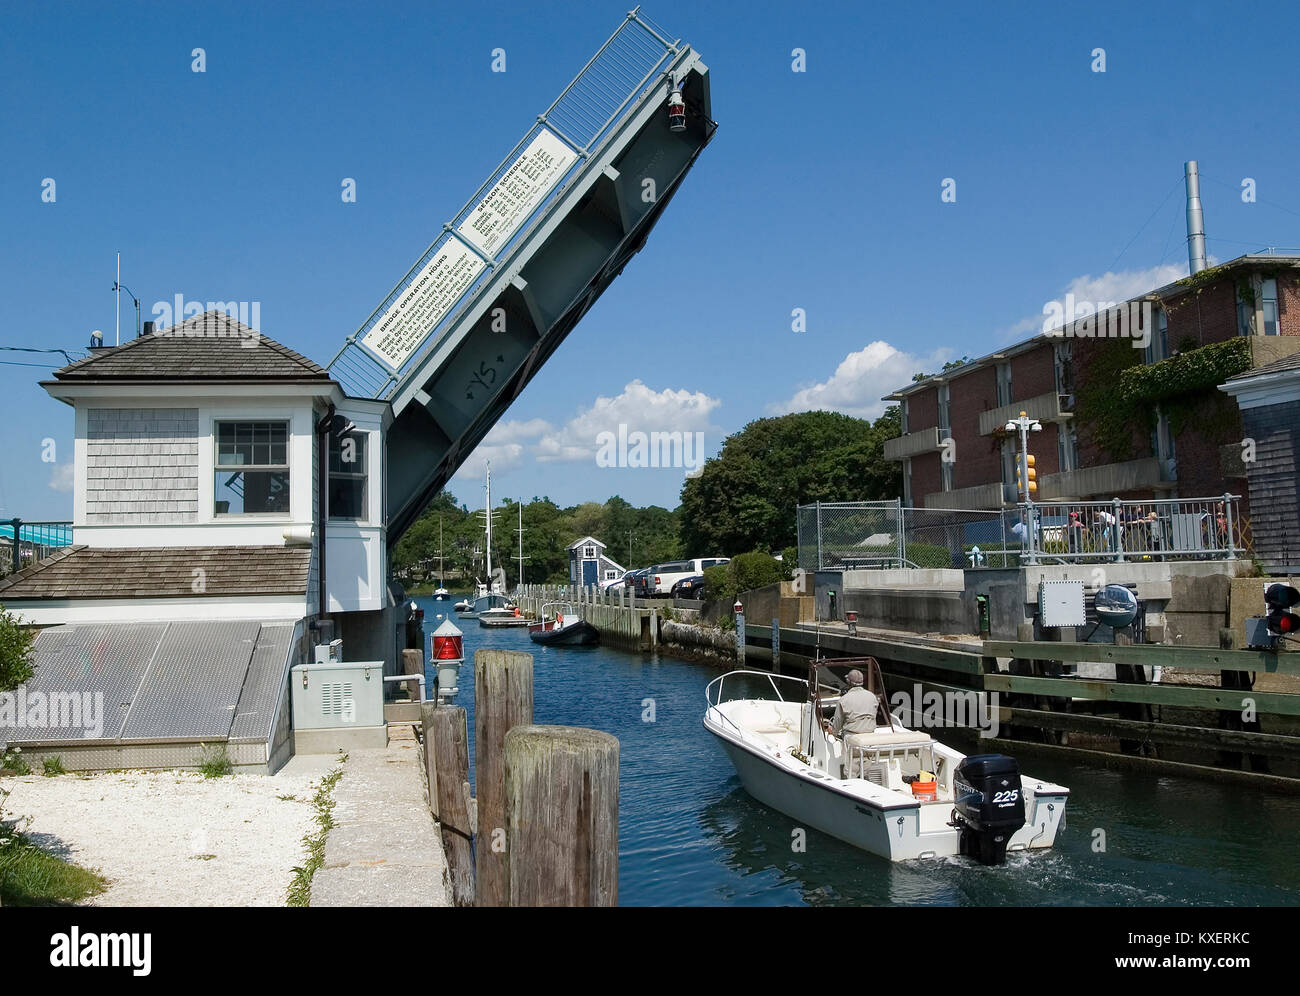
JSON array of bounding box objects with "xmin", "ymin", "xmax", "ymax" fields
[
  {"xmin": 479, "ymin": 605, "xmax": 531, "ymax": 628},
  {"xmin": 529, "ymin": 602, "xmax": 600, "ymax": 646},
  {"xmin": 434, "ymin": 587, "xmax": 451, "ymax": 602},
  {"xmin": 703, "ymin": 658, "xmax": 1069, "ymax": 865}
]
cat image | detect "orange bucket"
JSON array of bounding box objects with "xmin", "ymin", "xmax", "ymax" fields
[{"xmin": 912, "ymin": 778, "xmax": 937, "ymax": 801}]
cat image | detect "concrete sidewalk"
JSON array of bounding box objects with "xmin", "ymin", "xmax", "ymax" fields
[{"xmin": 310, "ymin": 728, "xmax": 449, "ymax": 907}]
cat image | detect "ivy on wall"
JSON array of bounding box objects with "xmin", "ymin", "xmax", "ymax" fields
[
  {"xmin": 1074, "ymin": 338, "xmax": 1251, "ymax": 462},
  {"xmin": 1073, "ymin": 344, "xmax": 1145, "ymax": 462}
]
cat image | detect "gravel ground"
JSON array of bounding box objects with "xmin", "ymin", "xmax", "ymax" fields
[{"xmin": 1, "ymin": 754, "xmax": 340, "ymax": 906}]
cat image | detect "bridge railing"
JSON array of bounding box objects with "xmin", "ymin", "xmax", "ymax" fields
[
  {"xmin": 797, "ymin": 496, "xmax": 1244, "ymax": 570},
  {"xmin": 0, "ymin": 519, "xmax": 74, "ymax": 577},
  {"xmin": 328, "ymin": 8, "xmax": 682, "ymax": 400}
]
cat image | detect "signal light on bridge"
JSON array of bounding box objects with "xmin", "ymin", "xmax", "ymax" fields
[
  {"xmin": 1265, "ymin": 583, "xmax": 1300, "ymax": 636},
  {"xmin": 667, "ymin": 85, "xmax": 686, "ymax": 131}
]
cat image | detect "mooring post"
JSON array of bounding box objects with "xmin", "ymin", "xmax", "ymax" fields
[
  {"xmin": 475, "ymin": 648, "xmax": 535, "ymax": 907},
  {"xmin": 430, "ymin": 705, "xmax": 475, "ymax": 907},
  {"xmin": 504, "ymin": 725, "xmax": 619, "ymax": 906},
  {"xmin": 420, "ymin": 701, "xmax": 439, "ymax": 811}
]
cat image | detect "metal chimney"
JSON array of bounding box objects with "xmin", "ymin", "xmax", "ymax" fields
[{"xmin": 1185, "ymin": 160, "xmax": 1208, "ymax": 275}]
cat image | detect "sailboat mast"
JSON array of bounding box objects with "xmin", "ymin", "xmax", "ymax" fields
[
  {"xmin": 438, "ymin": 517, "xmax": 445, "ymax": 588},
  {"xmin": 484, "ymin": 462, "xmax": 493, "ymax": 588},
  {"xmin": 517, "ymin": 499, "xmax": 525, "ymax": 588}
]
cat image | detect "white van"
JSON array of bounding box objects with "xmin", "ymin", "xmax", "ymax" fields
[{"xmin": 651, "ymin": 557, "xmax": 730, "ymax": 596}]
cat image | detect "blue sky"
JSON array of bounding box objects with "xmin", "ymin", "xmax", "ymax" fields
[{"xmin": 2, "ymin": 0, "xmax": 1298, "ymax": 518}]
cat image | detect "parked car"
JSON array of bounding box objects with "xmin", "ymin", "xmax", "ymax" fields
[
  {"xmin": 631, "ymin": 568, "xmax": 656, "ymax": 599},
  {"xmin": 604, "ymin": 570, "xmax": 634, "ymax": 592},
  {"xmin": 651, "ymin": 557, "xmax": 730, "ymax": 596},
  {"xmin": 671, "ymin": 574, "xmax": 707, "ymax": 600}
]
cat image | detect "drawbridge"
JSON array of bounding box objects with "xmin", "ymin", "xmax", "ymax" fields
[{"xmin": 326, "ymin": 8, "xmax": 715, "ymax": 545}]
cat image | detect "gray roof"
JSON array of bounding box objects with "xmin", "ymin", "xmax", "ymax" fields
[
  {"xmin": 0, "ymin": 545, "xmax": 312, "ymax": 600},
  {"xmin": 1226, "ymin": 349, "xmax": 1300, "ymax": 381},
  {"xmin": 47, "ymin": 310, "xmax": 331, "ymax": 384}
]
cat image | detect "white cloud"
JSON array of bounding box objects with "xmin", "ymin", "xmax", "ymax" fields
[
  {"xmin": 536, "ymin": 380, "xmax": 721, "ymax": 463},
  {"xmin": 454, "ymin": 418, "xmax": 553, "ymax": 480},
  {"xmin": 451, "ymin": 381, "xmax": 722, "ymax": 480},
  {"xmin": 769, "ymin": 341, "xmax": 951, "ymax": 419},
  {"xmin": 48, "ymin": 463, "xmax": 74, "ymax": 493},
  {"xmin": 998, "ymin": 261, "xmax": 1199, "ymax": 342}
]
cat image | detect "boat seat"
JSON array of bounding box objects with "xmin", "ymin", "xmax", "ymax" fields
[
  {"xmin": 843, "ymin": 728, "xmax": 933, "ymax": 748},
  {"xmin": 734, "ymin": 702, "xmax": 792, "ymax": 735}
]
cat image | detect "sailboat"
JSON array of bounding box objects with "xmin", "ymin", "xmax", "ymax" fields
[
  {"xmin": 469, "ymin": 463, "xmax": 517, "ymax": 622},
  {"xmin": 434, "ymin": 517, "xmax": 451, "ymax": 602}
]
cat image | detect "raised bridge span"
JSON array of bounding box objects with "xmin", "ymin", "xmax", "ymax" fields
[{"xmin": 326, "ymin": 8, "xmax": 715, "ymax": 545}]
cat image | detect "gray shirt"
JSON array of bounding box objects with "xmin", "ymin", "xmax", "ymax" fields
[{"xmin": 832, "ymin": 686, "xmax": 880, "ymax": 736}]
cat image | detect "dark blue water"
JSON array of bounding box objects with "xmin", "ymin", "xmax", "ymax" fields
[{"xmin": 417, "ymin": 597, "xmax": 1300, "ymax": 906}]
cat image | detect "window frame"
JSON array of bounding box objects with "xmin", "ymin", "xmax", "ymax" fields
[
  {"xmin": 213, "ymin": 419, "xmax": 291, "ymax": 517},
  {"xmin": 328, "ymin": 429, "xmax": 369, "ymax": 521}
]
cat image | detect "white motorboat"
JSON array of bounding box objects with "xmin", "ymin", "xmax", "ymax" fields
[{"xmin": 703, "ymin": 662, "xmax": 1069, "ymax": 864}]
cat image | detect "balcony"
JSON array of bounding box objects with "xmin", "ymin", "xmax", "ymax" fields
[
  {"xmin": 884, "ymin": 425, "xmax": 947, "ymax": 461},
  {"xmin": 978, "ymin": 391, "xmax": 1074, "ymax": 436},
  {"xmin": 1038, "ymin": 457, "xmax": 1170, "ymax": 501},
  {"xmin": 922, "ymin": 482, "xmax": 1005, "ymax": 510}
]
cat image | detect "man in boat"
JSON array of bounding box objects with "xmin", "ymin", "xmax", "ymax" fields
[{"xmin": 825, "ymin": 669, "xmax": 880, "ymax": 777}]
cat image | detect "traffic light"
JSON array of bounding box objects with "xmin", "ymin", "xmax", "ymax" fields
[
  {"xmin": 1265, "ymin": 583, "xmax": 1300, "ymax": 636},
  {"xmin": 1016, "ymin": 454, "xmax": 1037, "ymax": 497}
]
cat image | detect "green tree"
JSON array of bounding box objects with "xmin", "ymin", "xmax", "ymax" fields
[
  {"xmin": 0, "ymin": 605, "xmax": 34, "ymax": 693},
  {"xmin": 678, "ymin": 409, "xmax": 902, "ymax": 556}
]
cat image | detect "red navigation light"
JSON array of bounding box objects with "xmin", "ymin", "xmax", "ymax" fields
[{"xmin": 433, "ymin": 634, "xmax": 464, "ymax": 660}]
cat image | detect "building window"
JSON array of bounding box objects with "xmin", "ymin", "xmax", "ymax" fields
[
  {"xmin": 1053, "ymin": 343, "xmax": 1074, "ymax": 397},
  {"xmin": 996, "ymin": 362, "xmax": 1012, "ymax": 407},
  {"xmin": 583, "ymin": 545, "xmax": 597, "ymax": 559},
  {"xmin": 1000, "ymin": 439, "xmax": 1016, "ymax": 493},
  {"xmin": 937, "ymin": 383, "xmax": 950, "ymax": 430},
  {"xmin": 903, "ymin": 458, "xmax": 912, "ymax": 505},
  {"xmin": 1262, "ymin": 278, "xmax": 1279, "ymax": 335},
  {"xmin": 1146, "ymin": 308, "xmax": 1168, "ymax": 364},
  {"xmin": 214, "ymin": 421, "xmax": 289, "ymax": 515},
  {"xmin": 900, "ymin": 399, "xmax": 909, "ymax": 435},
  {"xmin": 1058, "ymin": 422, "xmax": 1078, "ymax": 473},
  {"xmin": 328, "ymin": 431, "xmax": 367, "ymax": 520}
]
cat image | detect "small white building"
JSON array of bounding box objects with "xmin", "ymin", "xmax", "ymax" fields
[
  {"xmin": 567, "ymin": 536, "xmax": 625, "ymax": 588},
  {"xmin": 0, "ymin": 312, "xmax": 403, "ymax": 771}
]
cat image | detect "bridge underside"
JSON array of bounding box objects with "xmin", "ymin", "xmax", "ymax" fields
[{"xmin": 383, "ymin": 64, "xmax": 714, "ymax": 545}]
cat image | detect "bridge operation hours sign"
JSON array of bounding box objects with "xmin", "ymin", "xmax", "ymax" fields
[{"xmin": 360, "ymin": 128, "xmax": 575, "ymax": 371}]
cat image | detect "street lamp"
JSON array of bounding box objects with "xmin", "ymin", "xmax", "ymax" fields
[{"xmin": 1004, "ymin": 410, "xmax": 1042, "ymax": 563}]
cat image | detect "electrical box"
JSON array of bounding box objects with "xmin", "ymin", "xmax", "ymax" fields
[
  {"xmin": 1039, "ymin": 580, "xmax": 1086, "ymax": 627},
  {"xmin": 313, "ymin": 639, "xmax": 343, "ymax": 665},
  {"xmin": 291, "ymin": 660, "xmax": 384, "ymax": 729}
]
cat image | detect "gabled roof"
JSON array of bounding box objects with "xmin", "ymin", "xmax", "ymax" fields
[
  {"xmin": 568, "ymin": 536, "xmax": 606, "ymax": 551},
  {"xmin": 47, "ymin": 310, "xmax": 331, "ymax": 384},
  {"xmin": 0, "ymin": 545, "xmax": 312, "ymax": 600}
]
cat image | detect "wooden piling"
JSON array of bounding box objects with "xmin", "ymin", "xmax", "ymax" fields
[
  {"xmin": 504, "ymin": 725, "xmax": 619, "ymax": 907},
  {"xmin": 475, "ymin": 648, "xmax": 535, "ymax": 907},
  {"xmin": 429, "ymin": 705, "xmax": 475, "ymax": 907}
]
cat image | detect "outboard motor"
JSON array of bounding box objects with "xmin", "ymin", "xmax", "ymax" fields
[{"xmin": 953, "ymin": 754, "xmax": 1025, "ymax": 866}]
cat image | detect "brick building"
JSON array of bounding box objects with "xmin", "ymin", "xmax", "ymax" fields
[{"xmin": 883, "ymin": 254, "xmax": 1300, "ymax": 514}]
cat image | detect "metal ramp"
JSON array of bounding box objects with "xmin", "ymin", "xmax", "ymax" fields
[
  {"xmin": 326, "ymin": 8, "xmax": 715, "ymax": 544},
  {"xmin": 0, "ymin": 621, "xmax": 298, "ymax": 773}
]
